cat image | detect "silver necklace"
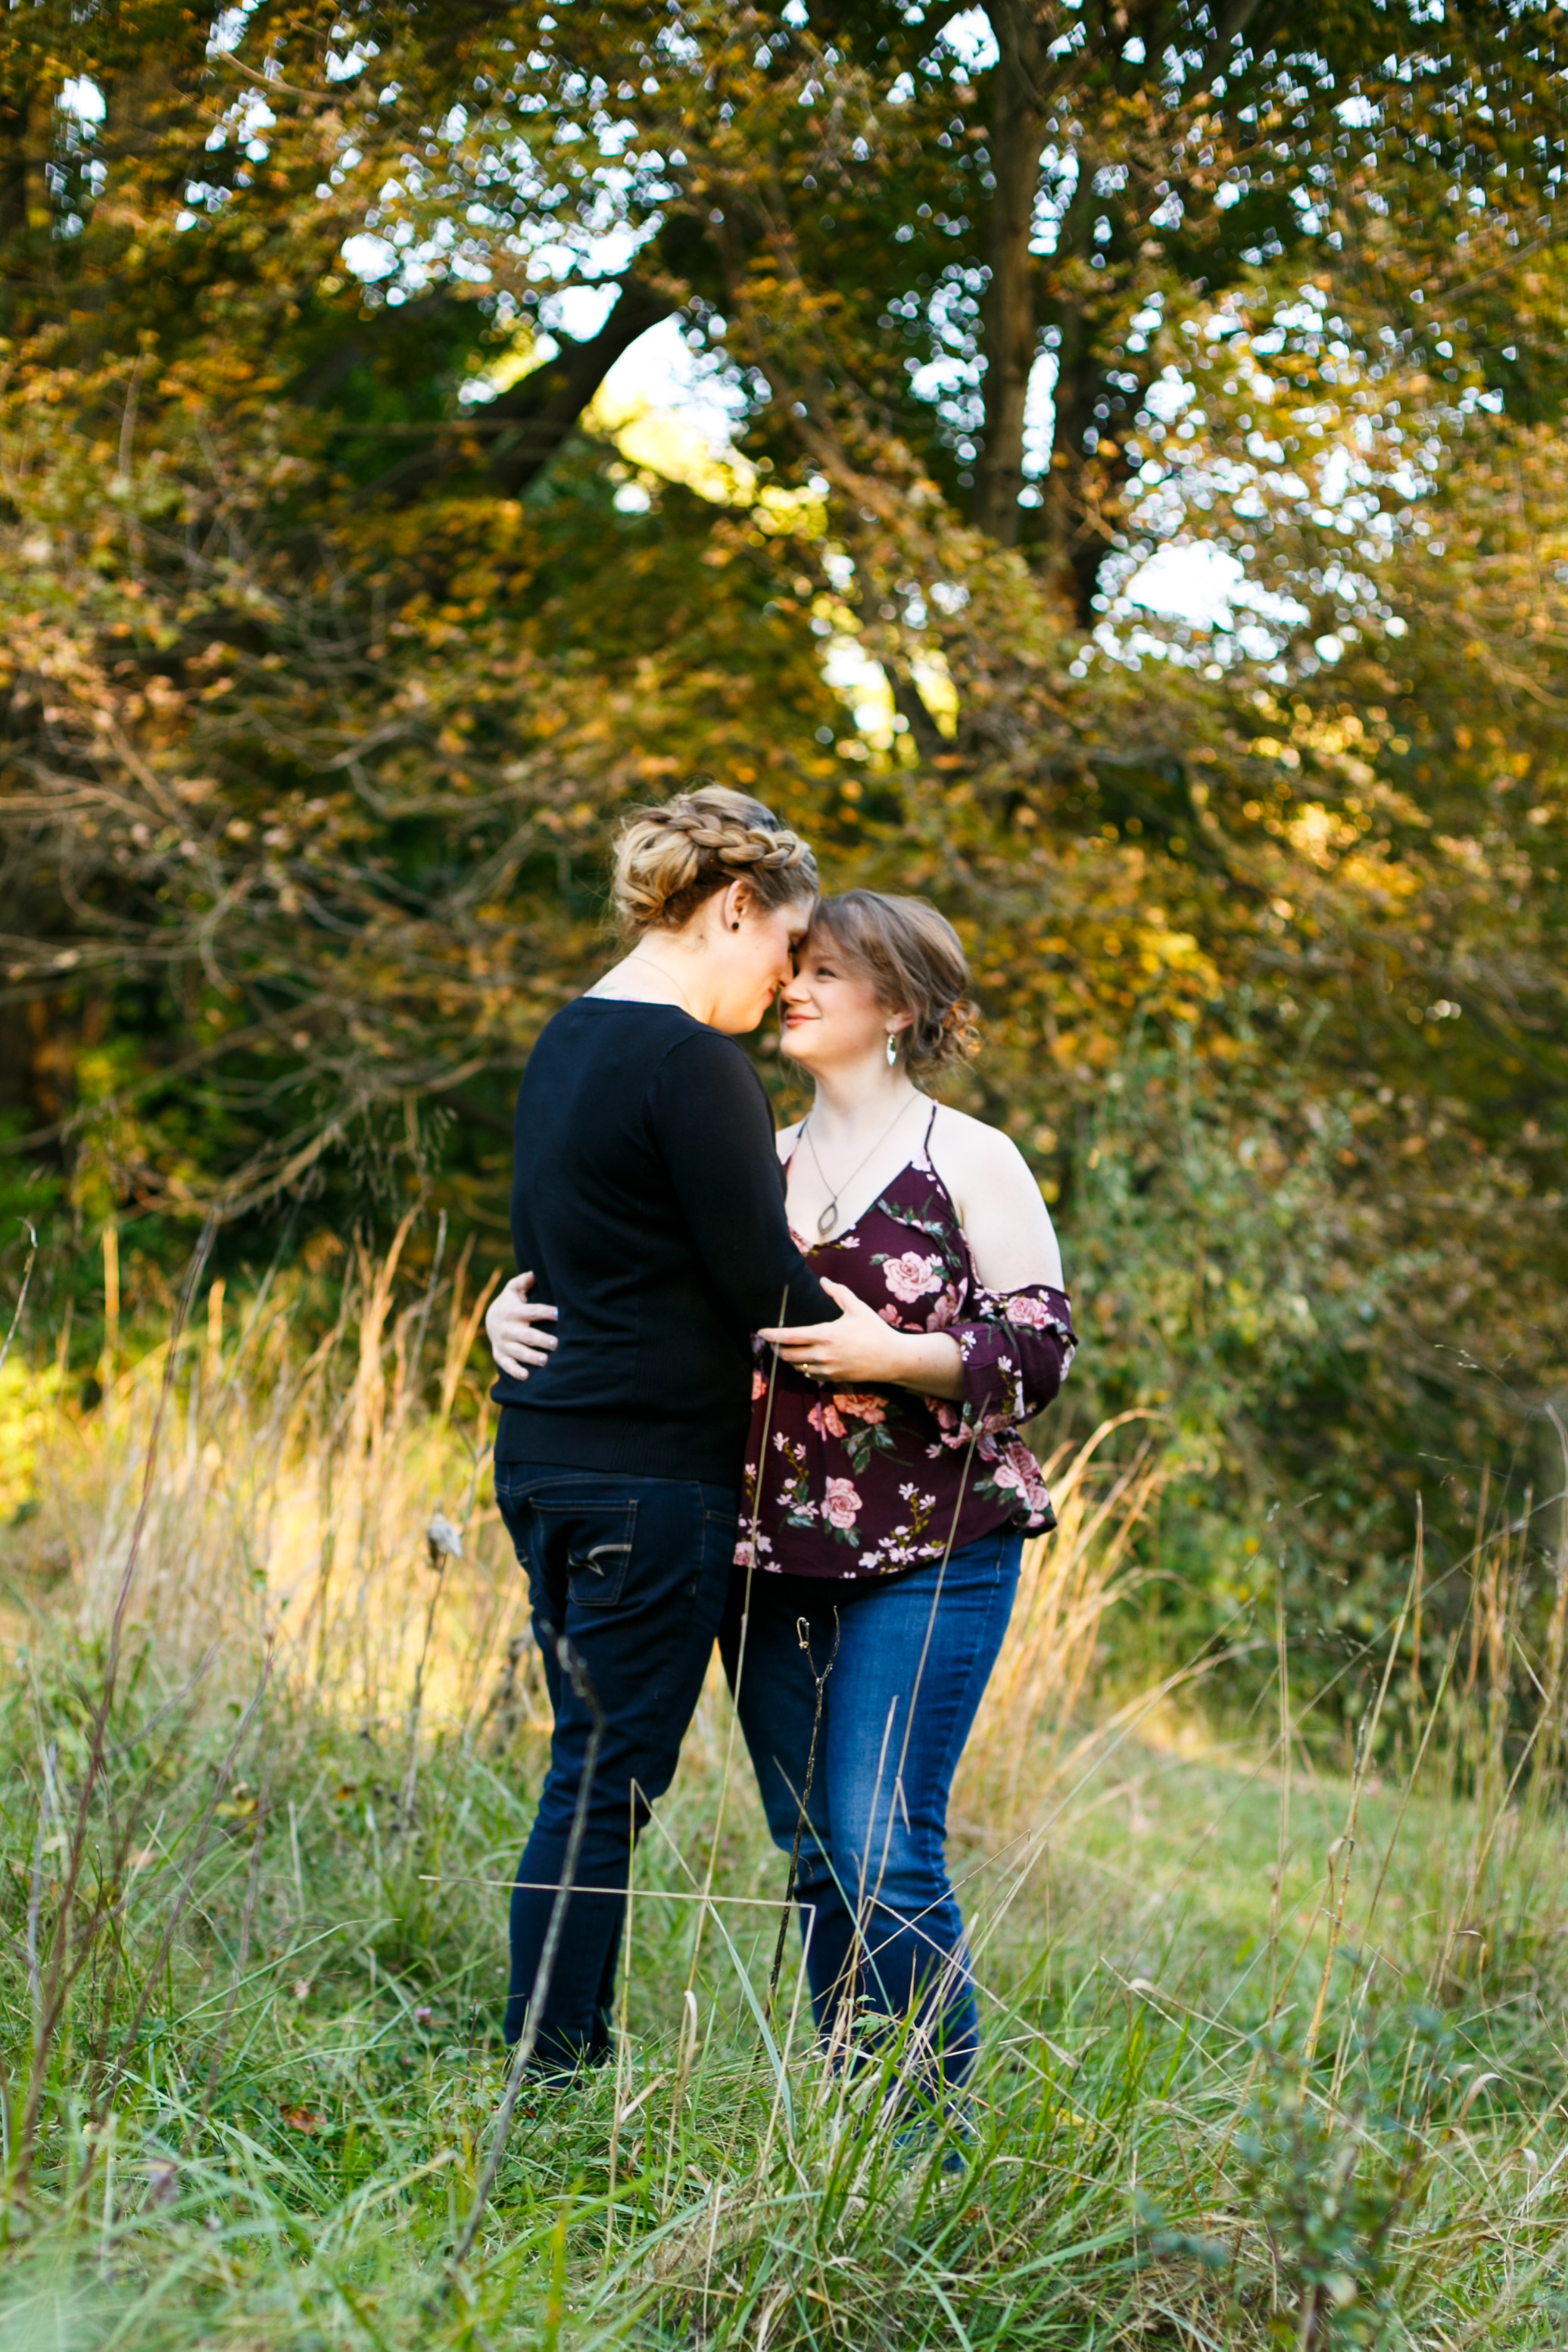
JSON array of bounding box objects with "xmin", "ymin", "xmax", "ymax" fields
[
  {"xmin": 597, "ymin": 953, "xmax": 697, "ymax": 1018},
  {"xmin": 801, "ymin": 1096, "xmax": 918, "ymax": 1238}
]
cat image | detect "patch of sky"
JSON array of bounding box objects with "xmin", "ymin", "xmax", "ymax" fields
[
  {"xmin": 936, "ymin": 8, "xmax": 999, "ymax": 70},
  {"xmin": 341, "ymin": 232, "xmax": 399, "ymax": 282},
  {"xmin": 1317, "ymin": 446, "xmax": 1351, "ymax": 505},
  {"xmin": 327, "ymin": 41, "xmax": 379, "ymax": 83},
  {"xmin": 1030, "ymin": 149, "xmax": 1078, "ymax": 256},
  {"xmin": 823, "ymin": 637, "xmax": 899, "ymax": 740},
  {"xmin": 1018, "ymin": 351, "xmax": 1058, "ymax": 496},
  {"xmin": 208, "ymin": 5, "xmax": 260, "ymax": 58},
  {"xmin": 1130, "ymin": 543, "xmax": 1299, "ymax": 631},
  {"xmin": 1143, "ymin": 369, "xmax": 1192, "ymax": 423},
  {"xmin": 58, "ymin": 78, "xmax": 105, "ymax": 126},
  {"xmin": 589, "ymin": 314, "xmax": 750, "ymax": 448},
  {"xmin": 536, "ymin": 282, "xmax": 617, "ymax": 341}
]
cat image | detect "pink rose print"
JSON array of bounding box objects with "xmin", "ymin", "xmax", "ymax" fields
[
  {"xmin": 824, "ymin": 1477, "xmax": 862, "ymax": 1530},
  {"xmin": 993, "ymin": 1440, "xmax": 1050, "ymax": 1512},
  {"xmin": 882, "ymin": 1251, "xmax": 943, "ymax": 1303},
  {"xmin": 833, "ymin": 1391, "xmax": 887, "ymax": 1424},
  {"xmin": 737, "ymin": 1150, "xmax": 1075, "ymax": 1577}
]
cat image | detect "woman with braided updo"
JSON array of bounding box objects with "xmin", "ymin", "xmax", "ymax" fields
[
  {"xmin": 486, "ymin": 782, "xmax": 836, "ymax": 2073},
  {"xmin": 491, "ymin": 851, "xmax": 1076, "ymax": 2108}
]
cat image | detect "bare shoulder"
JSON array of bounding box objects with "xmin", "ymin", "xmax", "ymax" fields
[
  {"xmin": 928, "ymin": 1103, "xmax": 1036, "ymax": 1191},
  {"xmin": 928, "ymin": 1100, "xmax": 1063, "ymax": 1290}
]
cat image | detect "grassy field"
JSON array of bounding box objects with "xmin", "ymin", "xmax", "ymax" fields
[{"xmin": 2, "ymin": 1262, "xmax": 1567, "ymax": 2350}]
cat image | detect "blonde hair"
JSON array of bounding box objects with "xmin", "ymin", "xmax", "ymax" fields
[
  {"xmin": 610, "ymin": 781, "xmax": 818, "ymax": 936},
  {"xmin": 808, "ymin": 891, "xmax": 981, "ymax": 1078}
]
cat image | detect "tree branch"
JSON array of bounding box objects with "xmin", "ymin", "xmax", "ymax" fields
[{"xmin": 360, "ymin": 277, "xmax": 679, "ymax": 504}]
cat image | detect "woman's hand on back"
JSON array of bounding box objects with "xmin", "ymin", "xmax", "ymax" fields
[
  {"xmin": 758, "ymin": 1277, "xmax": 965, "ymax": 1402},
  {"xmin": 486, "ymin": 1270, "xmax": 559, "ymax": 1380}
]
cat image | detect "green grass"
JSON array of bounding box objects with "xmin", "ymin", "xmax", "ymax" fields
[
  {"xmin": 5, "ymin": 1623, "xmax": 1568, "ymax": 2352},
  {"xmin": 5, "ymin": 1279, "xmax": 1566, "ymax": 2349}
]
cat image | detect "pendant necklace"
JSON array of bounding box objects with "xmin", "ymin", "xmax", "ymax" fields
[{"xmin": 801, "ymin": 1095, "xmax": 916, "ymax": 1239}]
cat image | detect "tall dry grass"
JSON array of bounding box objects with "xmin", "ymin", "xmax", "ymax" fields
[
  {"xmin": 16, "ymin": 1227, "xmax": 1143, "ymax": 1793},
  {"xmin": 5, "ymin": 1239, "xmax": 1568, "ymax": 2349},
  {"xmin": 19, "ymin": 1221, "xmax": 514, "ymax": 1727},
  {"xmin": 959, "ymin": 1412, "xmax": 1166, "ymax": 1827}
]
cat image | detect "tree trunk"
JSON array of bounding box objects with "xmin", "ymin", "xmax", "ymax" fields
[
  {"xmin": 1037, "ymin": 317, "xmax": 1113, "ymax": 629},
  {"xmin": 362, "ymin": 277, "xmax": 677, "ymax": 504},
  {"xmin": 971, "ymin": 0, "xmax": 1049, "ymax": 546}
]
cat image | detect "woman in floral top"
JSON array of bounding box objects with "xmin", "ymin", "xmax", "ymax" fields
[
  {"xmin": 488, "ymin": 883, "xmax": 1074, "ymax": 2101},
  {"xmin": 722, "ymin": 890, "xmax": 1075, "ymax": 2101},
  {"xmin": 737, "ymin": 1129, "xmax": 1071, "ymax": 1575}
]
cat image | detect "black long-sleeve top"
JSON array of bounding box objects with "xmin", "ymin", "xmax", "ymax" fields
[{"xmin": 493, "ymin": 998, "xmax": 836, "ymax": 1488}]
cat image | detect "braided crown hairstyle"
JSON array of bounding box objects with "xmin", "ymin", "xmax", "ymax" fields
[
  {"xmin": 808, "ymin": 891, "xmax": 981, "ymax": 1079},
  {"xmin": 610, "ymin": 780, "xmax": 818, "ymax": 936}
]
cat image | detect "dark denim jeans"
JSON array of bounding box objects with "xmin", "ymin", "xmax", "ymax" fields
[
  {"xmin": 720, "ymin": 1527, "xmax": 1021, "ymax": 2087},
  {"xmin": 495, "ymin": 1463, "xmax": 736, "ymax": 2073}
]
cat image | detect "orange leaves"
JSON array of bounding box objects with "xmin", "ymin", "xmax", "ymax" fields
[{"xmin": 279, "ymin": 2104, "xmax": 326, "ymax": 2134}]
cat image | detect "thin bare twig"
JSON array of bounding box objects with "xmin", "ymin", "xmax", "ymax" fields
[{"xmin": 0, "ymin": 1220, "xmax": 39, "ymax": 1379}]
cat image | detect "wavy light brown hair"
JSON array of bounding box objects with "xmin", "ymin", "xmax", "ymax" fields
[
  {"xmin": 609, "ymin": 781, "xmax": 818, "ymax": 937},
  {"xmin": 808, "ymin": 890, "xmax": 981, "ymax": 1079}
]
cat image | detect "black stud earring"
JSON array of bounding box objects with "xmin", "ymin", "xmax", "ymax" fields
[{"xmin": 731, "ymin": 920, "xmax": 740, "ymax": 931}]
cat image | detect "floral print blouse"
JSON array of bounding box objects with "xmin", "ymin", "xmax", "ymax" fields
[{"xmin": 737, "ymin": 1115, "xmax": 1077, "ymax": 1581}]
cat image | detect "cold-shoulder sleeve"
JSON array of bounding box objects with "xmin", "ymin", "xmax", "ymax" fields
[{"xmin": 945, "ymin": 1283, "xmax": 1077, "ymax": 1438}]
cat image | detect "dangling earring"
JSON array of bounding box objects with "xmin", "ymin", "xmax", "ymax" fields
[{"xmin": 886, "ymin": 1031, "xmax": 899, "ymax": 1068}]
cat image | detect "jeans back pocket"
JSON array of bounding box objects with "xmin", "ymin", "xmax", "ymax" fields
[{"xmin": 535, "ymin": 1501, "xmax": 638, "ymax": 1610}]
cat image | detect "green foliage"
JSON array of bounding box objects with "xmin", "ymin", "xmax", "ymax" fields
[
  {"xmin": 2, "ymin": 0, "xmax": 1565, "ymax": 1670},
  {"xmin": 1229, "ymin": 2018, "xmax": 1451, "ymax": 2348}
]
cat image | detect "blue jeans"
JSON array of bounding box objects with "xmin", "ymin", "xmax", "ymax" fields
[
  {"xmin": 495, "ymin": 1465, "xmax": 736, "ymax": 2073},
  {"xmin": 721, "ymin": 1527, "xmax": 1021, "ymax": 2087}
]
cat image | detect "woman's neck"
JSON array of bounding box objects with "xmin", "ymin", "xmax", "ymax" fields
[
  {"xmin": 592, "ymin": 944, "xmax": 714, "ymax": 1023},
  {"xmin": 806, "ymin": 1059, "xmax": 921, "ymax": 1141}
]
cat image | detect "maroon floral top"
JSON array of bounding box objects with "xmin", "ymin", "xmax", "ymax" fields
[{"xmin": 737, "ymin": 1118, "xmax": 1077, "ymax": 1580}]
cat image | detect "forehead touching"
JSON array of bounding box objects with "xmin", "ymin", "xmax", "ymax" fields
[{"xmin": 798, "ymin": 918, "xmax": 870, "ymax": 976}]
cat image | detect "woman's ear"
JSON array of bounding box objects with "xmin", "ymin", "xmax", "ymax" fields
[{"xmin": 722, "ymin": 878, "xmax": 752, "ymax": 934}]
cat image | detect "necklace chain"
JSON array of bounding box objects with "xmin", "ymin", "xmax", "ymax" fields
[
  {"xmin": 595, "ymin": 953, "xmax": 697, "ymax": 1018},
  {"xmin": 802, "ymin": 1095, "xmax": 918, "ymax": 1239}
]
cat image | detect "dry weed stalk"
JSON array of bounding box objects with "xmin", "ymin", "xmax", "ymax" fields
[
  {"xmin": 23, "ymin": 1230, "xmax": 512, "ymax": 1732},
  {"xmin": 960, "ymin": 1412, "xmax": 1166, "ymax": 1826}
]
